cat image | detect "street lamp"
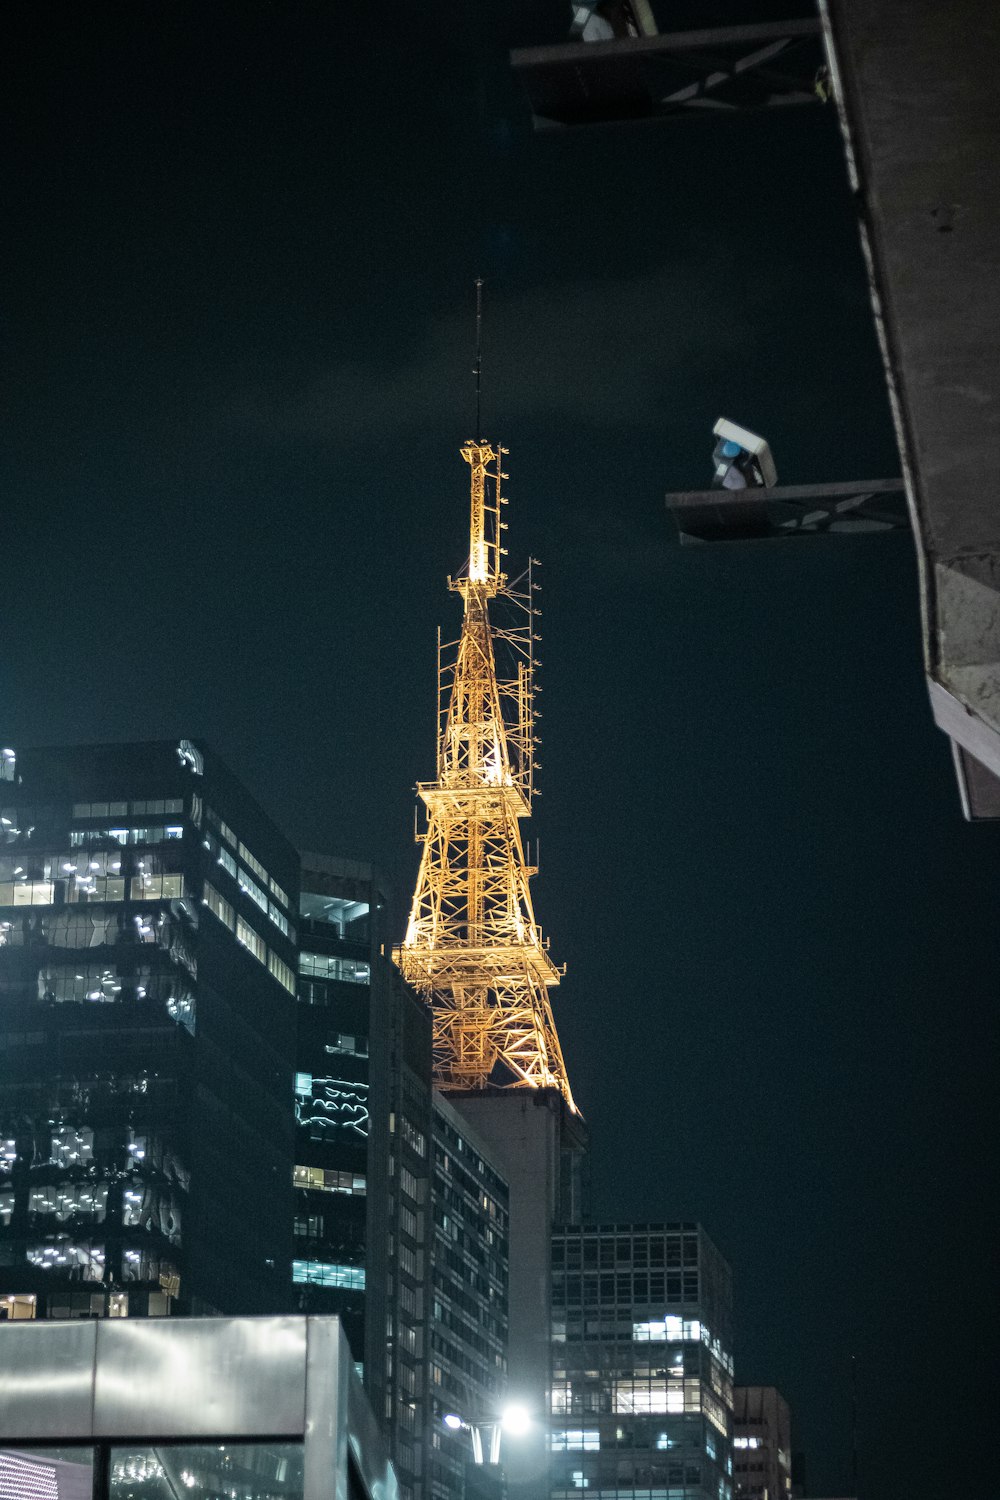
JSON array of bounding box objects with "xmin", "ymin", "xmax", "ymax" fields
[{"xmin": 441, "ymin": 1405, "xmax": 532, "ymax": 1466}]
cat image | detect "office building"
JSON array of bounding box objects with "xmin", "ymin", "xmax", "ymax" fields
[
  {"xmin": 0, "ymin": 1314, "xmax": 396, "ymax": 1500},
  {"xmin": 733, "ymin": 1387, "xmax": 791, "ymax": 1500},
  {"xmin": 427, "ymin": 1093, "xmax": 509, "ymax": 1500},
  {"xmin": 291, "ymin": 853, "xmax": 433, "ymax": 1500},
  {"xmin": 0, "ymin": 739, "xmax": 299, "ymax": 1321},
  {"xmin": 549, "ymin": 1222, "xmax": 734, "ymax": 1500},
  {"xmin": 450, "ymin": 1092, "xmax": 586, "ymax": 1500}
]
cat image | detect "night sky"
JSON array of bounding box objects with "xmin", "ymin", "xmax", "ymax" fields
[{"xmin": 4, "ymin": 4, "xmax": 998, "ymax": 1496}]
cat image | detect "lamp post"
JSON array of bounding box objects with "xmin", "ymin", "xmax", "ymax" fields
[{"xmin": 442, "ymin": 1404, "xmax": 533, "ymax": 1467}]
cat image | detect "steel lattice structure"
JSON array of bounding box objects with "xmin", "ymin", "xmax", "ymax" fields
[{"xmin": 393, "ymin": 441, "xmax": 576, "ymax": 1112}]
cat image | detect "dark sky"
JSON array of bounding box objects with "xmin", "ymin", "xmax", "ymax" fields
[{"xmin": 4, "ymin": 4, "xmax": 998, "ymax": 1496}]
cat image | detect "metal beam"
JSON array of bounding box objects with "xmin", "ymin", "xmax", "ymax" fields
[
  {"xmin": 666, "ymin": 478, "xmax": 905, "ymax": 510},
  {"xmin": 510, "ymin": 17, "xmax": 822, "ymax": 71}
]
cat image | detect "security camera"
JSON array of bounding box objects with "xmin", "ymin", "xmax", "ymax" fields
[{"xmin": 711, "ymin": 418, "xmax": 777, "ymax": 490}]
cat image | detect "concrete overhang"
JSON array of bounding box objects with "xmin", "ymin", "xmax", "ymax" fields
[{"xmin": 820, "ymin": 0, "xmax": 1000, "ymax": 815}]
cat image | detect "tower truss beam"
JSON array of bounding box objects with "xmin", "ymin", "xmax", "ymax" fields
[{"xmin": 394, "ymin": 441, "xmax": 576, "ymax": 1112}]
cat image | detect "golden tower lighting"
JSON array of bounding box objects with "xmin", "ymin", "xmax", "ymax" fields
[{"xmin": 394, "ymin": 439, "xmax": 576, "ymax": 1112}]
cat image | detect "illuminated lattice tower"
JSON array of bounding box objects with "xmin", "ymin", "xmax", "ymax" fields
[{"xmin": 394, "ymin": 441, "xmax": 576, "ymax": 1112}]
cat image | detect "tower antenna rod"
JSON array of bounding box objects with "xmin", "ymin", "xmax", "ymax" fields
[{"xmin": 474, "ymin": 276, "xmax": 484, "ymax": 441}]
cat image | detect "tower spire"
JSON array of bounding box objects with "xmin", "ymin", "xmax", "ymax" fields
[
  {"xmin": 474, "ymin": 275, "xmax": 483, "ymax": 442},
  {"xmin": 394, "ymin": 434, "xmax": 576, "ymax": 1111}
]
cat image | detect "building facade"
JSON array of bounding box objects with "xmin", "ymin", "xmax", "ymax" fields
[
  {"xmin": 291, "ymin": 853, "xmax": 434, "ymax": 1500},
  {"xmin": 0, "ymin": 739, "xmax": 299, "ymax": 1321},
  {"xmin": 427, "ymin": 1093, "xmax": 510, "ymax": 1500},
  {"xmin": 732, "ymin": 1387, "xmax": 791, "ymax": 1500},
  {"xmin": 549, "ymin": 1223, "xmax": 734, "ymax": 1500},
  {"xmin": 451, "ymin": 1091, "xmax": 587, "ymax": 1500},
  {"xmin": 0, "ymin": 1315, "xmax": 397, "ymax": 1500}
]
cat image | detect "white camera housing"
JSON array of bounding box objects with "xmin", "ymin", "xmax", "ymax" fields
[{"xmin": 713, "ymin": 417, "xmax": 778, "ymax": 487}]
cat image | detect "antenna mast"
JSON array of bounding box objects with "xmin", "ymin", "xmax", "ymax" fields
[{"xmin": 474, "ymin": 275, "xmax": 484, "ymax": 441}]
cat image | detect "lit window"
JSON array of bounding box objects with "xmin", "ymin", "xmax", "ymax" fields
[
  {"xmin": 203, "ymin": 880, "xmax": 235, "ymax": 931},
  {"xmin": 238, "ymin": 869, "xmax": 269, "ymax": 914},
  {"xmin": 129, "ymin": 874, "xmax": 183, "ymax": 902},
  {"xmin": 26, "ymin": 1242, "xmax": 105, "ymax": 1280},
  {"xmin": 293, "ymin": 1165, "xmax": 366, "ymax": 1196},
  {"xmin": 0, "ymin": 881, "xmax": 56, "ymax": 907},
  {"xmin": 268, "ymin": 901, "xmax": 290, "ymax": 937},
  {"xmin": 611, "ymin": 1379, "xmax": 701, "ymax": 1416},
  {"xmin": 551, "ymin": 1432, "xmax": 600, "ymax": 1452},
  {"xmin": 238, "ymin": 842, "xmax": 267, "ymax": 883},
  {"xmin": 633, "ymin": 1317, "xmax": 702, "ymax": 1343},
  {"xmin": 29, "ymin": 1183, "xmax": 108, "ymax": 1223},
  {"xmin": 299, "ymin": 952, "xmax": 371, "ymax": 985},
  {"xmin": 268, "ymin": 950, "xmax": 297, "ymax": 995},
  {"xmin": 236, "ymin": 917, "xmax": 266, "ymax": 964},
  {"xmin": 68, "ymin": 876, "xmax": 126, "ymax": 905},
  {"xmin": 292, "ymin": 1259, "xmax": 365, "ymax": 1289},
  {"xmin": 324, "ymin": 1033, "xmax": 368, "ymax": 1057},
  {"xmin": 0, "ymin": 1293, "xmax": 37, "ymax": 1319}
]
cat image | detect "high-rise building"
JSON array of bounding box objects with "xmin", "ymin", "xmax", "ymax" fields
[
  {"xmin": 732, "ymin": 1387, "xmax": 791, "ymax": 1500},
  {"xmin": 427, "ymin": 1093, "xmax": 510, "ymax": 1500},
  {"xmin": 549, "ymin": 1222, "xmax": 734, "ymax": 1500},
  {"xmin": 291, "ymin": 852, "xmax": 434, "ymax": 1500},
  {"xmin": 449, "ymin": 1090, "xmax": 586, "ymax": 1500},
  {"xmin": 0, "ymin": 738, "xmax": 299, "ymax": 1321}
]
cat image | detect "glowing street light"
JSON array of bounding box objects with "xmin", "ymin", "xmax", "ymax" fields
[
  {"xmin": 441, "ymin": 1405, "xmax": 532, "ymax": 1465},
  {"xmin": 500, "ymin": 1404, "xmax": 531, "ymax": 1438}
]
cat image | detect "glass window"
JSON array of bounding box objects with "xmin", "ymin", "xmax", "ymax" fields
[
  {"xmin": 293, "ymin": 1165, "xmax": 366, "ymax": 1196},
  {"xmin": 324, "ymin": 1033, "xmax": 368, "ymax": 1058},
  {"xmin": 268, "ymin": 951, "xmax": 297, "ymax": 995},
  {"xmin": 0, "ymin": 1293, "xmax": 37, "ymax": 1320},
  {"xmin": 203, "ymin": 880, "xmax": 235, "ymax": 931},
  {"xmin": 129, "ymin": 873, "xmax": 183, "ymax": 901},
  {"xmin": 26, "ymin": 1242, "xmax": 105, "ymax": 1280},
  {"xmin": 0, "ymin": 880, "xmax": 56, "ymax": 906},
  {"xmin": 551, "ymin": 1432, "xmax": 600, "ymax": 1452},
  {"xmin": 0, "ymin": 1448, "xmax": 94, "ymax": 1499},
  {"xmin": 291, "ymin": 1260, "xmax": 365, "ymax": 1289},
  {"xmin": 299, "ymin": 952, "xmax": 370, "ymax": 985},
  {"xmin": 29, "ymin": 1183, "xmax": 108, "ymax": 1223},
  {"xmin": 238, "ymin": 869, "xmax": 269, "ymax": 914},
  {"xmin": 236, "ymin": 917, "xmax": 266, "ymax": 964},
  {"xmin": 110, "ymin": 1445, "xmax": 302, "ymax": 1500},
  {"xmin": 268, "ymin": 901, "xmax": 289, "ymax": 937}
]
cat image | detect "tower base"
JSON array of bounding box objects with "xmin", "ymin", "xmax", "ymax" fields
[{"xmin": 447, "ymin": 1089, "xmax": 588, "ymax": 1500}]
